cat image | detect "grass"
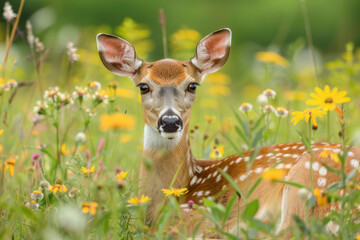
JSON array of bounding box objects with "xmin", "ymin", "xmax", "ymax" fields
[{"xmin": 1, "ymin": 3, "xmax": 360, "ymax": 240}]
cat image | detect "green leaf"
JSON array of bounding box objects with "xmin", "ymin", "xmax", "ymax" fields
[
  {"xmin": 235, "ymin": 126, "xmax": 250, "ymax": 146},
  {"xmin": 209, "ymin": 228, "xmax": 239, "ymax": 240},
  {"xmin": 242, "ymin": 199, "xmax": 259, "ymax": 219},
  {"xmin": 222, "ymin": 132, "xmax": 242, "ymax": 156},
  {"xmin": 218, "ymin": 169, "xmax": 244, "ymax": 197},
  {"xmin": 275, "ymin": 180, "xmax": 311, "ymax": 191},
  {"xmin": 222, "ymin": 194, "xmax": 237, "ymax": 226},
  {"xmin": 251, "ymin": 127, "xmax": 264, "ymax": 149},
  {"xmin": 253, "ymin": 114, "xmax": 265, "ymax": 131},
  {"xmin": 293, "ymin": 214, "xmax": 310, "ymax": 235},
  {"xmin": 345, "ymin": 168, "xmax": 357, "ymax": 184},
  {"xmin": 246, "ymin": 177, "xmax": 263, "ymax": 198}
]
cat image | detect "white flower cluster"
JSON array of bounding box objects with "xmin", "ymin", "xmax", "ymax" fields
[
  {"xmin": 3, "ymin": 2, "xmax": 16, "ymax": 22},
  {"xmin": 67, "ymin": 42, "xmax": 80, "ymax": 64}
]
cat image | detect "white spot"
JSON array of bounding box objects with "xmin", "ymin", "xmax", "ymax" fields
[
  {"xmin": 223, "ymin": 166, "xmax": 229, "ymax": 172},
  {"xmin": 273, "ymin": 148, "xmax": 280, "ymax": 152},
  {"xmin": 199, "ymin": 199, "xmax": 203, "ymax": 204},
  {"xmin": 222, "ymin": 185, "xmax": 226, "ymax": 190},
  {"xmin": 216, "ymin": 175, "xmax": 222, "ymax": 182},
  {"xmin": 207, "ymin": 174, "xmax": 212, "ymax": 179},
  {"xmin": 190, "ymin": 176, "xmax": 197, "ymax": 186},
  {"xmin": 255, "ymin": 155, "xmax": 263, "ymax": 160},
  {"xmin": 266, "ymin": 153, "xmax": 274, "ymax": 157},
  {"xmin": 350, "ymin": 159, "xmax": 359, "ymax": 168},
  {"xmin": 276, "ymin": 163, "xmax": 284, "ymax": 169},
  {"xmin": 230, "ymin": 160, "xmax": 235, "ymax": 165},
  {"xmin": 292, "ymin": 154, "xmax": 299, "ymax": 159},
  {"xmin": 319, "ymin": 167, "xmax": 327, "ymax": 176},
  {"xmin": 204, "ymin": 190, "xmax": 211, "ymax": 196},
  {"xmin": 283, "ymin": 153, "xmax": 291, "ymax": 158},
  {"xmin": 235, "ymin": 157, "xmax": 242, "ymax": 163},
  {"xmin": 326, "ymin": 221, "xmax": 340, "ymax": 235},
  {"xmin": 244, "ymin": 156, "xmax": 250, "ymax": 162},
  {"xmin": 194, "ymin": 165, "xmax": 203, "ymax": 173},
  {"xmin": 196, "ymin": 178, "xmax": 202, "ymax": 184},
  {"xmin": 189, "ymin": 168, "xmax": 193, "ymax": 177},
  {"xmin": 347, "ymin": 151, "xmax": 355, "ymax": 157},
  {"xmin": 299, "ymin": 146, "xmax": 305, "ymax": 150},
  {"xmin": 283, "ymin": 147, "xmax": 290, "ymax": 151},
  {"xmin": 312, "ymin": 162, "xmax": 320, "ymax": 171},
  {"xmin": 276, "ymin": 153, "xmax": 283, "ymax": 157},
  {"xmin": 291, "ymin": 145, "xmax": 298, "ymax": 150},
  {"xmin": 212, "ymin": 171, "xmax": 218, "ymax": 177},
  {"xmin": 313, "ymin": 148, "xmax": 319, "ymax": 152},
  {"xmin": 318, "ymin": 178, "xmax": 327, "ymax": 188},
  {"xmin": 305, "ymin": 161, "xmax": 310, "ymax": 169},
  {"xmin": 204, "ymin": 166, "xmax": 210, "ymax": 171},
  {"xmin": 192, "ymin": 192, "xmax": 197, "ymax": 196},
  {"xmin": 197, "ymin": 191, "xmax": 203, "ymax": 197},
  {"xmin": 239, "ymin": 174, "xmax": 247, "ymax": 182},
  {"xmin": 285, "ymin": 164, "xmax": 292, "ymax": 169},
  {"xmin": 255, "ymin": 167, "xmax": 263, "ymax": 174}
]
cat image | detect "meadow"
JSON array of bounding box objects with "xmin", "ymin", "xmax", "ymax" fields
[{"xmin": 1, "ymin": 1, "xmax": 360, "ymax": 239}]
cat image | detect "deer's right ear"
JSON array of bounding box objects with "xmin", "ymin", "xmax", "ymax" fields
[{"xmin": 96, "ymin": 33, "xmax": 143, "ymax": 77}]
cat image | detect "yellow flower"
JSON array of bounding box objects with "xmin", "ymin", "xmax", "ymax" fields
[
  {"xmin": 205, "ymin": 73, "xmax": 231, "ymax": 85},
  {"xmin": 5, "ymin": 159, "xmax": 16, "ymax": 177},
  {"xmin": 0, "ymin": 64, "xmax": 3, "ymax": 69},
  {"xmin": 81, "ymin": 166, "xmax": 95, "ymax": 176},
  {"xmin": 291, "ymin": 108, "xmax": 327, "ymax": 128},
  {"xmin": 255, "ymin": 51, "xmax": 288, "ymax": 67},
  {"xmin": 128, "ymin": 194, "xmax": 151, "ymax": 205},
  {"xmin": 170, "ymin": 28, "xmax": 201, "ymax": 51},
  {"xmin": 0, "ymin": 144, "xmax": 3, "ymax": 153},
  {"xmin": 49, "ymin": 178, "xmax": 67, "ymax": 194},
  {"xmin": 99, "ymin": 113, "xmax": 135, "ymax": 131},
  {"xmin": 320, "ymin": 150, "xmax": 339, "ymax": 163},
  {"xmin": 114, "ymin": 88, "xmax": 135, "ymax": 98},
  {"xmin": 262, "ymin": 169, "xmax": 286, "ymax": 181},
  {"xmin": 162, "ymin": 187, "xmax": 188, "ymax": 197},
  {"xmin": 0, "ymin": 129, "xmax": 3, "ymax": 136},
  {"xmin": 210, "ymin": 145, "xmax": 224, "ymax": 159},
  {"xmin": 117, "ymin": 171, "xmax": 128, "ymax": 180},
  {"xmin": 205, "ymin": 116, "xmax": 215, "ymax": 123},
  {"xmin": 306, "ymin": 85, "xmax": 350, "ymax": 112},
  {"xmin": 356, "ymin": 234, "xmax": 360, "ymax": 240},
  {"xmin": 82, "ymin": 202, "xmax": 98, "ymax": 215},
  {"xmin": 313, "ymin": 188, "xmax": 327, "ymax": 206},
  {"xmin": 61, "ymin": 144, "xmax": 70, "ymax": 155},
  {"xmin": 32, "ymin": 130, "xmax": 39, "ymax": 136},
  {"xmin": 120, "ymin": 134, "xmax": 132, "ymax": 143}
]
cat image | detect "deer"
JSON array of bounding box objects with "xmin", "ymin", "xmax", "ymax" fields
[{"xmin": 96, "ymin": 28, "xmax": 360, "ymax": 238}]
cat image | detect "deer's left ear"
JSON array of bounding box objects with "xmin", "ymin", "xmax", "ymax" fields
[{"xmin": 190, "ymin": 28, "xmax": 231, "ymax": 75}]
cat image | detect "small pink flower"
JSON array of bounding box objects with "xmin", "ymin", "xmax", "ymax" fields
[
  {"xmin": 187, "ymin": 200, "xmax": 194, "ymax": 207},
  {"xmin": 31, "ymin": 153, "xmax": 41, "ymax": 161},
  {"xmin": 115, "ymin": 167, "xmax": 122, "ymax": 173}
]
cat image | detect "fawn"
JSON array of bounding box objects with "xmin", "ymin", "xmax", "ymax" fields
[{"xmin": 96, "ymin": 28, "xmax": 360, "ymax": 238}]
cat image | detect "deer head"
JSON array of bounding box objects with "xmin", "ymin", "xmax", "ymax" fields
[{"xmin": 96, "ymin": 29, "xmax": 231, "ymax": 151}]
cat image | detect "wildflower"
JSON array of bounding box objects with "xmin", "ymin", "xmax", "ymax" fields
[
  {"xmin": 117, "ymin": 171, "xmax": 128, "ymax": 180},
  {"xmin": 263, "ymin": 89, "xmax": 276, "ymax": 99},
  {"xmin": 61, "ymin": 144, "xmax": 70, "ymax": 155},
  {"xmin": 313, "ymin": 188, "xmax": 327, "ymax": 206},
  {"xmin": 3, "ymin": 2, "xmax": 17, "ymax": 22},
  {"xmin": 82, "ymin": 202, "xmax": 98, "ymax": 215},
  {"xmin": 187, "ymin": 200, "xmax": 194, "ymax": 208},
  {"xmin": 34, "ymin": 37, "xmax": 44, "ymax": 53},
  {"xmin": 31, "ymin": 190, "xmax": 44, "ymax": 200},
  {"xmin": 320, "ymin": 150, "xmax": 339, "ymax": 163},
  {"xmin": 81, "ymin": 166, "xmax": 95, "ymax": 176},
  {"xmin": 99, "ymin": 113, "xmax": 135, "ymax": 131},
  {"xmin": 25, "ymin": 201, "xmax": 39, "ymax": 210},
  {"xmin": 72, "ymin": 86, "xmax": 89, "ymax": 101},
  {"xmin": 0, "ymin": 129, "xmax": 3, "ymax": 136},
  {"xmin": 66, "ymin": 42, "xmax": 79, "ymax": 64},
  {"xmin": 210, "ymin": 145, "xmax": 224, "ymax": 159},
  {"xmin": 49, "ymin": 178, "xmax": 68, "ymax": 194},
  {"xmin": 6, "ymin": 79, "xmax": 17, "ymax": 88},
  {"xmin": 5, "ymin": 159, "xmax": 15, "ymax": 176},
  {"xmin": 257, "ymin": 94, "xmax": 268, "ymax": 106},
  {"xmin": 256, "ymin": 51, "xmax": 288, "ymax": 67},
  {"xmin": 306, "ymin": 85, "xmax": 350, "ymax": 113},
  {"xmin": 33, "ymin": 101, "xmax": 48, "ymax": 115},
  {"xmin": 239, "ymin": 102, "xmax": 253, "ymax": 112},
  {"xmin": 205, "ymin": 116, "xmax": 215, "ymax": 123},
  {"xmin": 291, "ymin": 108, "xmax": 327, "ymax": 129},
  {"xmin": 32, "ymin": 130, "xmax": 39, "ymax": 136},
  {"xmin": 26, "ymin": 20, "xmax": 35, "ymax": 47},
  {"xmin": 128, "ymin": 194, "xmax": 151, "ymax": 205},
  {"xmin": 356, "ymin": 234, "xmax": 360, "ymax": 240},
  {"xmin": 298, "ymin": 188, "xmax": 311, "ymax": 200},
  {"xmin": 75, "ymin": 132, "xmax": 86, "ymax": 144},
  {"xmin": 275, "ymin": 107, "xmax": 288, "ymax": 118},
  {"xmin": 90, "ymin": 81, "xmax": 101, "ymax": 91},
  {"xmin": 261, "ymin": 169, "xmax": 285, "ymax": 181},
  {"xmin": 69, "ymin": 188, "xmax": 79, "ymax": 198},
  {"xmin": 39, "ymin": 180, "xmax": 51, "ymax": 190},
  {"xmin": 94, "ymin": 90, "xmax": 108, "ymax": 104},
  {"xmin": 31, "ymin": 153, "xmax": 40, "ymax": 161},
  {"xmin": 161, "ymin": 187, "xmax": 188, "ymax": 197},
  {"xmin": 263, "ymin": 105, "xmax": 275, "ymax": 113}
]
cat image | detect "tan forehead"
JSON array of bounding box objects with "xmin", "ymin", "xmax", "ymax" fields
[{"xmin": 138, "ymin": 59, "xmax": 198, "ymax": 85}]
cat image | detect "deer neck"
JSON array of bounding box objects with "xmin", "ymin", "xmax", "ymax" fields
[{"xmin": 139, "ymin": 124, "xmax": 193, "ymax": 218}]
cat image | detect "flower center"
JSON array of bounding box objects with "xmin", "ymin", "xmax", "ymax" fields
[{"xmin": 324, "ymin": 98, "xmax": 333, "ymax": 103}]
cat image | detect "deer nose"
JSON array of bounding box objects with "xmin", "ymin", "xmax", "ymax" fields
[{"xmin": 158, "ymin": 113, "xmax": 183, "ymax": 133}]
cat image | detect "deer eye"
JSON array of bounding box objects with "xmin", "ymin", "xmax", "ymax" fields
[
  {"xmin": 187, "ymin": 83, "xmax": 199, "ymax": 93},
  {"xmin": 138, "ymin": 83, "xmax": 150, "ymax": 94}
]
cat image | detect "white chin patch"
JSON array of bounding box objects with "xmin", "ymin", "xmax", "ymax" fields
[
  {"xmin": 144, "ymin": 124, "xmax": 183, "ymax": 151},
  {"xmin": 160, "ymin": 131, "xmax": 182, "ymax": 140}
]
